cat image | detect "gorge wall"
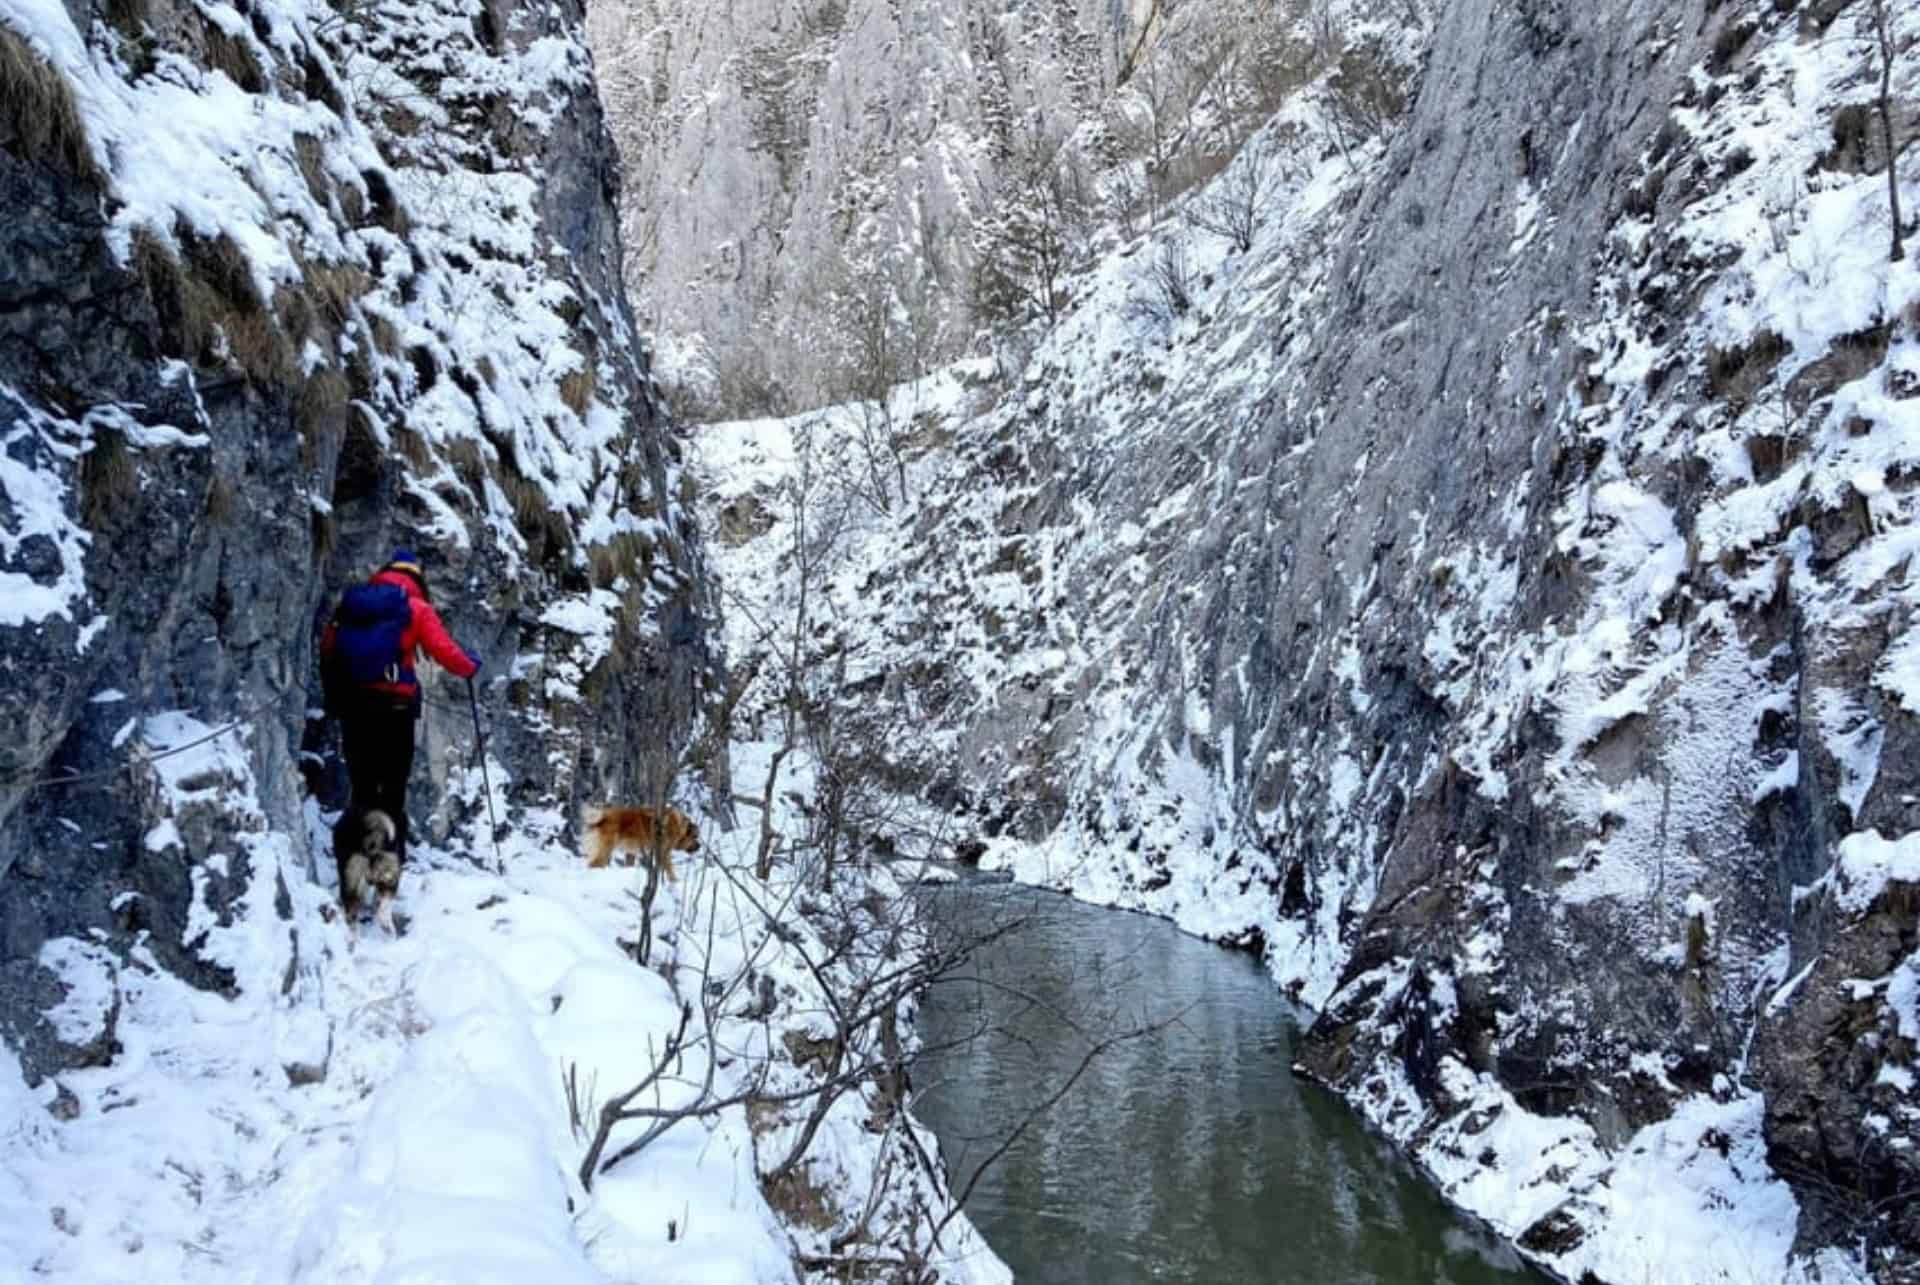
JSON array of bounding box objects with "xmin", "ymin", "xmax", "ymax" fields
[{"xmin": 657, "ymin": 0, "xmax": 1920, "ymax": 1279}]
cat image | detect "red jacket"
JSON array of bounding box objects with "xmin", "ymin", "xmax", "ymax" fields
[{"xmin": 323, "ymin": 569, "xmax": 478, "ymax": 704}]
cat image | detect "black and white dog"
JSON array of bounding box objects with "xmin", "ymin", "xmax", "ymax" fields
[{"xmin": 335, "ymin": 808, "xmax": 402, "ymax": 935}]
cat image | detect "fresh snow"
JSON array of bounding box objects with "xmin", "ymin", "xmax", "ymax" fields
[
  {"xmin": 4, "ymin": 0, "xmax": 1916, "ymax": 1279},
  {"xmin": 3, "ymin": 787, "xmax": 1006, "ymax": 1283}
]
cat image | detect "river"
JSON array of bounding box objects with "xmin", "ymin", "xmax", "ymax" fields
[{"xmin": 912, "ymin": 880, "xmax": 1546, "ymax": 1285}]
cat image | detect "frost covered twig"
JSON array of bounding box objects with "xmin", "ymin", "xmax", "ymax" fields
[{"xmin": 573, "ymin": 999, "xmax": 694, "ymax": 1190}]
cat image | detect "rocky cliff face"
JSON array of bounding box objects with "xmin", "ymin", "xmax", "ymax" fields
[
  {"xmin": 586, "ymin": 0, "xmax": 1295, "ymax": 416},
  {"xmin": 0, "ymin": 0, "xmax": 716, "ymax": 1088},
  {"xmin": 670, "ymin": 0, "xmax": 1919, "ymax": 1278}
]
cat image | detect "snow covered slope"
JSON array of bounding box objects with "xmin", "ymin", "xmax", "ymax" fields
[
  {"xmin": 0, "ymin": 794, "xmax": 1004, "ymax": 1282},
  {"xmin": 687, "ymin": 0, "xmax": 1920, "ymax": 1279}
]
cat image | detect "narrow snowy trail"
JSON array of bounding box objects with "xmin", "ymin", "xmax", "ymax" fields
[{"xmin": 2, "ymin": 823, "xmax": 794, "ymax": 1285}]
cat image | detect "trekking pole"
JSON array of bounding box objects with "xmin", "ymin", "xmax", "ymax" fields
[{"xmin": 468, "ymin": 676, "xmax": 504, "ymax": 871}]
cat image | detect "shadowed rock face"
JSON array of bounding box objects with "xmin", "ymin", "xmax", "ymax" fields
[{"xmin": 0, "ymin": 0, "xmax": 716, "ymax": 1087}]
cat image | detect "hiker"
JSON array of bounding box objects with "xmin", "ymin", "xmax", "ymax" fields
[{"xmin": 321, "ymin": 549, "xmax": 480, "ymax": 865}]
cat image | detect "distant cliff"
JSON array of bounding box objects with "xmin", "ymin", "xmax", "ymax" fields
[{"xmin": 586, "ymin": 0, "xmax": 1291, "ymax": 416}]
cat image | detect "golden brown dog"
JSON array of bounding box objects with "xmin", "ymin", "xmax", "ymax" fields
[{"xmin": 581, "ymin": 804, "xmax": 701, "ymax": 881}]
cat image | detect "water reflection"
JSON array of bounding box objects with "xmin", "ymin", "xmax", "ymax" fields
[{"xmin": 912, "ymin": 882, "xmax": 1542, "ymax": 1285}]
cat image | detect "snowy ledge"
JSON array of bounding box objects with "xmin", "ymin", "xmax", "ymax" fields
[{"xmin": 1, "ymin": 786, "xmax": 1006, "ymax": 1283}]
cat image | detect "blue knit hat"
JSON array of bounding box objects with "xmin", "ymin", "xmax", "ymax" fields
[{"xmin": 386, "ymin": 549, "xmax": 422, "ymax": 577}]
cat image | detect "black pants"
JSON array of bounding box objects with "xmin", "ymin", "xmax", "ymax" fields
[{"xmin": 335, "ymin": 696, "xmax": 418, "ymax": 862}]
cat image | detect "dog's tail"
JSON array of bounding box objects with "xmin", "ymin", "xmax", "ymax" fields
[
  {"xmin": 578, "ymin": 803, "xmax": 611, "ymax": 868},
  {"xmin": 361, "ymin": 809, "xmax": 398, "ymax": 852}
]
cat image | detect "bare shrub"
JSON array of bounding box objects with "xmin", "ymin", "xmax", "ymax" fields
[
  {"xmin": 1321, "ymin": 31, "xmax": 1412, "ymax": 164},
  {"xmin": 1145, "ymin": 233, "xmax": 1196, "ymax": 322},
  {"xmin": 710, "ymin": 345, "xmax": 790, "ymax": 421},
  {"xmin": 1185, "ymin": 134, "xmax": 1290, "ymax": 253}
]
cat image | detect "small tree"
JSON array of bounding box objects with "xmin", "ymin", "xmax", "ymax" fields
[
  {"xmin": 569, "ymin": 850, "xmax": 1172, "ymax": 1264},
  {"xmin": 837, "ymin": 268, "xmax": 919, "ymax": 515},
  {"xmin": 1123, "ymin": 45, "xmax": 1189, "ymax": 220},
  {"xmin": 971, "ymin": 139, "xmax": 1096, "ymax": 329},
  {"xmin": 1868, "ymin": 0, "xmax": 1906, "ymax": 262},
  {"xmin": 1146, "ymin": 232, "xmax": 1196, "ymax": 321},
  {"xmin": 1314, "ymin": 24, "xmax": 1411, "ymax": 169},
  {"xmin": 752, "ymin": 415, "xmax": 849, "ymax": 879},
  {"xmin": 1237, "ymin": 13, "xmax": 1318, "ymax": 116}
]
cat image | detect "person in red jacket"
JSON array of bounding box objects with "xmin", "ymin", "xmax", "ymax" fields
[{"xmin": 321, "ymin": 549, "xmax": 480, "ymax": 865}]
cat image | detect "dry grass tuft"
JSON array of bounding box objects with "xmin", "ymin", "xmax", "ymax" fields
[
  {"xmin": 202, "ymin": 21, "xmax": 264, "ymax": 93},
  {"xmin": 295, "ymin": 134, "xmax": 333, "ymax": 213},
  {"xmin": 446, "ymin": 435, "xmax": 489, "ymax": 488},
  {"xmin": 394, "ymin": 425, "xmax": 434, "ymax": 473},
  {"xmin": 369, "ymin": 313, "xmax": 402, "ymax": 358},
  {"xmin": 0, "ymin": 25, "xmax": 104, "ymax": 184},
  {"xmin": 306, "ymin": 258, "xmax": 370, "ymax": 327},
  {"xmin": 587, "ymin": 529, "xmax": 654, "ymax": 588},
  {"xmin": 80, "ymin": 428, "xmax": 138, "ymax": 526},
  {"xmin": 217, "ymin": 306, "xmax": 295, "ymax": 386},
  {"xmin": 559, "ymin": 358, "xmax": 598, "ymax": 418},
  {"xmin": 502, "ymin": 466, "xmax": 548, "ymax": 530},
  {"xmin": 133, "ymin": 227, "xmax": 299, "ymax": 386},
  {"xmin": 497, "ymin": 458, "xmax": 574, "ymax": 558}
]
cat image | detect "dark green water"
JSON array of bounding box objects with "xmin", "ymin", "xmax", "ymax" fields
[{"xmin": 912, "ymin": 882, "xmax": 1545, "ymax": 1285}]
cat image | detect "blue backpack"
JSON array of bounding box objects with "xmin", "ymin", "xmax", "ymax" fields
[{"xmin": 330, "ymin": 582, "xmax": 412, "ymax": 686}]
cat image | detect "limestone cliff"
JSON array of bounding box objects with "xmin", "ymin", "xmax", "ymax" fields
[
  {"xmin": 587, "ymin": 0, "xmax": 1286, "ymax": 415},
  {"xmin": 665, "ymin": 0, "xmax": 1919, "ymax": 1278}
]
